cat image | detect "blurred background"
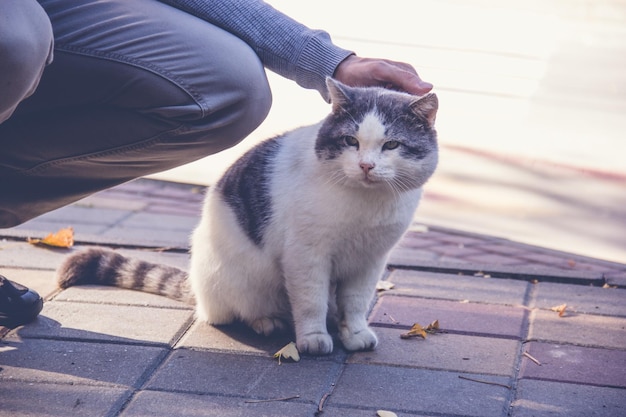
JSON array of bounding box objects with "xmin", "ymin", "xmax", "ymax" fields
[{"xmin": 151, "ymin": 0, "xmax": 626, "ymax": 263}]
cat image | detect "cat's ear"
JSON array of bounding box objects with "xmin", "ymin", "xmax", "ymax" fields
[
  {"xmin": 326, "ymin": 78, "xmax": 350, "ymax": 112},
  {"xmin": 410, "ymin": 93, "xmax": 438, "ymax": 126}
]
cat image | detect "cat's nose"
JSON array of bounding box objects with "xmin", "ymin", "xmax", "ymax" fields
[{"xmin": 360, "ymin": 162, "xmax": 375, "ymax": 174}]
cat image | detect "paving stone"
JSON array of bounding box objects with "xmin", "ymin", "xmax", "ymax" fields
[
  {"xmin": 0, "ymin": 381, "xmax": 131, "ymax": 417},
  {"xmin": 13, "ymin": 221, "xmax": 108, "ymax": 236},
  {"xmin": 121, "ymin": 389, "xmax": 315, "ymax": 417},
  {"xmin": 329, "ymin": 364, "xmax": 510, "ymax": 416},
  {"xmin": 323, "ymin": 407, "xmax": 432, "ymax": 417},
  {"xmin": 387, "ymin": 247, "xmax": 441, "ymax": 266},
  {"xmin": 529, "ymin": 309, "xmax": 626, "ymax": 349},
  {"xmin": 100, "ymin": 227, "xmax": 192, "ymax": 249},
  {"xmin": 176, "ymin": 321, "xmax": 294, "ymax": 356},
  {"xmin": 55, "ymin": 286, "xmax": 192, "ymax": 310},
  {"xmin": 521, "ymin": 342, "xmax": 626, "ymax": 388},
  {"xmin": 511, "ymin": 379, "xmax": 626, "ymax": 417},
  {"xmin": 0, "ymin": 337, "xmax": 165, "ymax": 387},
  {"xmin": 350, "ymin": 327, "xmax": 519, "ymax": 376},
  {"xmin": 108, "ymin": 248, "xmax": 189, "ymax": 270},
  {"xmin": 371, "ymin": 296, "xmax": 527, "ymax": 338},
  {"xmin": 25, "ymin": 205, "xmax": 132, "ymax": 227},
  {"xmin": 386, "ymin": 269, "xmax": 529, "ymax": 305},
  {"xmin": 117, "ymin": 212, "xmax": 197, "ymax": 231},
  {"xmin": 604, "ymin": 270, "xmax": 626, "ymax": 287},
  {"xmin": 532, "ymin": 282, "xmax": 626, "ymax": 316},
  {"xmin": 147, "ymin": 349, "xmax": 341, "ymax": 404},
  {"xmin": 465, "ymin": 252, "xmax": 533, "ymax": 266},
  {"xmin": 13, "ymin": 300, "xmax": 193, "ymax": 346},
  {"xmin": 0, "ymin": 242, "xmax": 68, "ymax": 270}
]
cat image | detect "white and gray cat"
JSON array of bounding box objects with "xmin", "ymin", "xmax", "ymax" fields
[{"xmin": 56, "ymin": 78, "xmax": 438, "ymax": 355}]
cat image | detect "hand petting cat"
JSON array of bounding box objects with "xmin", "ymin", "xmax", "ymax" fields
[{"xmin": 334, "ymin": 55, "xmax": 433, "ymax": 96}]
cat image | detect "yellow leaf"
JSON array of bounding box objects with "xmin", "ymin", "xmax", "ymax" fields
[
  {"xmin": 424, "ymin": 319, "xmax": 440, "ymax": 333},
  {"xmin": 28, "ymin": 227, "xmax": 74, "ymax": 248},
  {"xmin": 550, "ymin": 303, "xmax": 567, "ymax": 317},
  {"xmin": 273, "ymin": 342, "xmax": 300, "ymax": 364},
  {"xmin": 400, "ymin": 323, "xmax": 427, "ymax": 339},
  {"xmin": 377, "ymin": 411, "xmax": 398, "ymax": 417}
]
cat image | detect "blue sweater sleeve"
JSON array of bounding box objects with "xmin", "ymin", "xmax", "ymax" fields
[{"xmin": 160, "ymin": 0, "xmax": 354, "ymax": 100}]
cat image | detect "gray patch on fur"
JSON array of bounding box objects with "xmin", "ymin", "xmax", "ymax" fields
[
  {"xmin": 315, "ymin": 86, "xmax": 437, "ymax": 161},
  {"xmin": 217, "ymin": 137, "xmax": 281, "ymax": 246}
]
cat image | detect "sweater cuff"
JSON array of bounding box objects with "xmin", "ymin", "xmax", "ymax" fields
[{"xmin": 295, "ymin": 31, "xmax": 354, "ymax": 101}]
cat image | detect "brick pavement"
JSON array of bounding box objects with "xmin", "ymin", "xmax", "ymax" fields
[{"xmin": 1, "ymin": 179, "xmax": 625, "ymax": 417}]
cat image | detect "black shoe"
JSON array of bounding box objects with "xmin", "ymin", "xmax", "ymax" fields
[{"xmin": 0, "ymin": 275, "xmax": 44, "ymax": 327}]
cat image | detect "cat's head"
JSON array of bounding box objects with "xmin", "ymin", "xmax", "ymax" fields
[{"xmin": 315, "ymin": 78, "xmax": 438, "ymax": 192}]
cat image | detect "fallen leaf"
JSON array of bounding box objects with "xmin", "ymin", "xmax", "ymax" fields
[
  {"xmin": 377, "ymin": 411, "xmax": 398, "ymax": 417},
  {"xmin": 376, "ymin": 280, "xmax": 395, "ymax": 291},
  {"xmin": 27, "ymin": 227, "xmax": 74, "ymax": 248},
  {"xmin": 424, "ymin": 319, "xmax": 440, "ymax": 334},
  {"xmin": 401, "ymin": 323, "xmax": 427, "ymax": 339},
  {"xmin": 273, "ymin": 342, "xmax": 300, "ymax": 364},
  {"xmin": 550, "ymin": 303, "xmax": 567, "ymax": 317},
  {"xmin": 603, "ymin": 283, "xmax": 617, "ymax": 289}
]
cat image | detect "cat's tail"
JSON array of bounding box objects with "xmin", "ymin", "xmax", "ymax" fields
[{"xmin": 56, "ymin": 248, "xmax": 195, "ymax": 305}]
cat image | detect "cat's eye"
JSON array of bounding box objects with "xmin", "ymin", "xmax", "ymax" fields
[
  {"xmin": 343, "ymin": 136, "xmax": 359, "ymax": 148},
  {"xmin": 383, "ymin": 140, "xmax": 400, "ymax": 150}
]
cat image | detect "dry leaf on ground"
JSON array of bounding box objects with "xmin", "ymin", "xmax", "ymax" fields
[
  {"xmin": 27, "ymin": 227, "xmax": 74, "ymax": 248},
  {"xmin": 550, "ymin": 303, "xmax": 567, "ymax": 317},
  {"xmin": 273, "ymin": 342, "xmax": 300, "ymax": 364},
  {"xmin": 377, "ymin": 410, "xmax": 398, "ymax": 417},
  {"xmin": 400, "ymin": 320, "xmax": 440, "ymax": 339}
]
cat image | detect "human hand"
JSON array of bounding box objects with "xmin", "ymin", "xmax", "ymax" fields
[{"xmin": 333, "ymin": 55, "xmax": 433, "ymax": 95}]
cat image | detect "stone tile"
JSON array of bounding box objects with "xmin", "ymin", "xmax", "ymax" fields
[
  {"xmin": 350, "ymin": 327, "xmax": 519, "ymax": 376},
  {"xmin": 371, "ymin": 296, "xmax": 527, "ymax": 338},
  {"xmin": 512, "ymin": 379, "xmax": 626, "ymax": 417},
  {"xmin": 387, "ymin": 247, "xmax": 440, "ymax": 266},
  {"xmin": 27, "ymin": 205, "xmax": 131, "ymax": 227},
  {"xmin": 13, "ymin": 221, "xmax": 108, "ymax": 236},
  {"xmin": 121, "ymin": 390, "xmax": 315, "ymax": 417},
  {"xmin": 529, "ymin": 309, "xmax": 626, "ymax": 349},
  {"xmin": 55, "ymin": 286, "xmax": 192, "ymax": 310},
  {"xmin": 521, "ymin": 342, "xmax": 626, "ymax": 388},
  {"xmin": 465, "ymin": 252, "xmax": 531, "ymax": 266},
  {"xmin": 12, "ymin": 300, "xmax": 193, "ymax": 346},
  {"xmin": 118, "ymin": 212, "xmax": 197, "ymax": 231},
  {"xmin": 100, "ymin": 227, "xmax": 192, "ymax": 249},
  {"xmin": 323, "ymin": 407, "xmax": 432, "ymax": 417},
  {"xmin": 0, "ymin": 242, "xmax": 67, "ymax": 270},
  {"xmin": 1, "ymin": 267, "xmax": 59, "ymax": 300},
  {"xmin": 532, "ymin": 282, "xmax": 626, "ymax": 316},
  {"xmin": 428, "ymin": 244, "xmax": 485, "ymax": 258},
  {"xmin": 386, "ymin": 269, "xmax": 529, "ymax": 305},
  {"xmin": 77, "ymin": 194, "xmax": 147, "ymax": 212},
  {"xmin": 604, "ymin": 270, "xmax": 626, "ymax": 287},
  {"xmin": 0, "ymin": 381, "xmax": 131, "ymax": 417},
  {"xmin": 176, "ymin": 321, "xmax": 294, "ymax": 356},
  {"xmin": 0, "ymin": 338, "xmax": 166, "ymax": 387},
  {"xmin": 147, "ymin": 349, "xmax": 341, "ymax": 404},
  {"xmin": 107, "ymin": 248, "xmax": 189, "ymax": 271},
  {"xmin": 329, "ymin": 364, "xmax": 510, "ymax": 416}
]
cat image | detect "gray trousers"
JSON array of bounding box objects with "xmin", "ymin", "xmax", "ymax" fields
[{"xmin": 0, "ymin": 0, "xmax": 272, "ymax": 228}]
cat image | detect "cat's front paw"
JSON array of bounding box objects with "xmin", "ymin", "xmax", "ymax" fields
[
  {"xmin": 297, "ymin": 332, "xmax": 334, "ymax": 355},
  {"xmin": 339, "ymin": 326, "xmax": 378, "ymax": 351}
]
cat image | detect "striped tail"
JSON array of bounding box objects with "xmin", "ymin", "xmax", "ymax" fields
[{"xmin": 56, "ymin": 248, "xmax": 195, "ymax": 305}]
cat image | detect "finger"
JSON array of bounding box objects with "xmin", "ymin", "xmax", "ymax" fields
[{"xmin": 374, "ymin": 63, "xmax": 433, "ymax": 95}]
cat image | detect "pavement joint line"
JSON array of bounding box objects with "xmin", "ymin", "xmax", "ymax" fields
[
  {"xmin": 388, "ymin": 263, "xmax": 608, "ymax": 287},
  {"xmin": 5, "ymin": 333, "xmax": 174, "ymax": 349},
  {"xmin": 370, "ymin": 322, "xmax": 523, "ymax": 341}
]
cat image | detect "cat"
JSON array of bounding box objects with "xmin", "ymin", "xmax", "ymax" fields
[{"xmin": 56, "ymin": 78, "xmax": 438, "ymax": 355}]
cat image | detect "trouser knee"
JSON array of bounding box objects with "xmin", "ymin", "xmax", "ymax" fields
[{"xmin": 0, "ymin": 0, "xmax": 54, "ymax": 123}]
